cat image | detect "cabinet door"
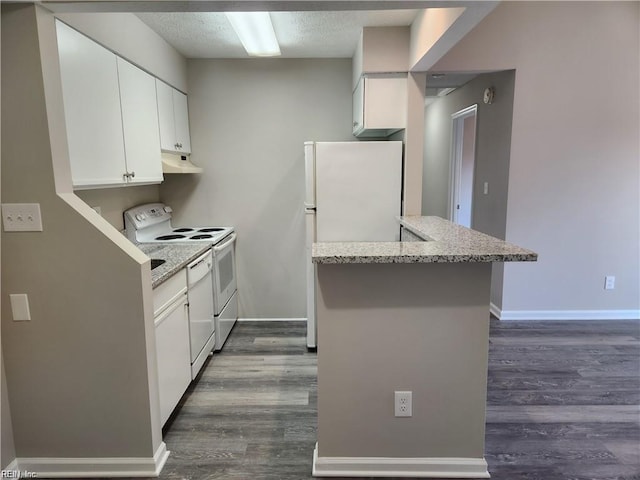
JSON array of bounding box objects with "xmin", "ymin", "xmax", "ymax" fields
[
  {"xmin": 352, "ymin": 77, "xmax": 364, "ymax": 134},
  {"xmin": 363, "ymin": 76, "xmax": 407, "ymax": 129},
  {"xmin": 156, "ymin": 79, "xmax": 177, "ymax": 152},
  {"xmin": 155, "ymin": 294, "xmax": 191, "ymax": 426},
  {"xmin": 56, "ymin": 21, "xmax": 127, "ymax": 187},
  {"xmin": 173, "ymin": 90, "xmax": 191, "ymax": 154},
  {"xmin": 117, "ymin": 58, "xmax": 163, "ymax": 184}
]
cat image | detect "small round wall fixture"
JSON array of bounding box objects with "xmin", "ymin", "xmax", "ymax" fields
[{"xmin": 483, "ymin": 87, "xmax": 495, "ymax": 104}]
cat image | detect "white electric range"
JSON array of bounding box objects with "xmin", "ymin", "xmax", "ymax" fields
[{"xmin": 124, "ymin": 203, "xmax": 238, "ymax": 357}]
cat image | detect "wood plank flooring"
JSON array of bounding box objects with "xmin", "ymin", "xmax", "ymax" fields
[{"xmin": 154, "ymin": 319, "xmax": 639, "ymax": 480}]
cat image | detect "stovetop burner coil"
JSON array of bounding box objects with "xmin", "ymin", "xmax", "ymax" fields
[{"xmin": 156, "ymin": 234, "xmax": 187, "ymax": 240}]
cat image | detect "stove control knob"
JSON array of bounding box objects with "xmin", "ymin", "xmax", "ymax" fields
[
  {"xmin": 135, "ymin": 214, "xmax": 144, "ymax": 222},
  {"xmin": 164, "ymin": 206, "xmax": 173, "ymax": 213}
]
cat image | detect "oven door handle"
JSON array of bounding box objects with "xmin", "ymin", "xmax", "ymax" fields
[{"xmin": 213, "ymin": 233, "xmax": 237, "ymax": 252}]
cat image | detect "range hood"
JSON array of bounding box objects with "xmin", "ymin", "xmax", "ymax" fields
[{"xmin": 162, "ymin": 153, "xmax": 203, "ymax": 174}]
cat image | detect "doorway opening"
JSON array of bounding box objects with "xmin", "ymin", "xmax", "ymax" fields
[{"xmin": 449, "ymin": 105, "xmax": 477, "ymax": 227}]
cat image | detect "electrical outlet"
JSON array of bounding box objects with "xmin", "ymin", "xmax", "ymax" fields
[
  {"xmin": 483, "ymin": 182, "xmax": 489, "ymax": 195},
  {"xmin": 2, "ymin": 203, "xmax": 43, "ymax": 232},
  {"xmin": 394, "ymin": 391, "xmax": 412, "ymax": 417},
  {"xmin": 604, "ymin": 276, "xmax": 615, "ymax": 290}
]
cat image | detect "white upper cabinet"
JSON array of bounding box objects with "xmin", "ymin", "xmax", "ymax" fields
[
  {"xmin": 156, "ymin": 80, "xmax": 192, "ymax": 154},
  {"xmin": 117, "ymin": 57, "xmax": 163, "ymax": 184},
  {"xmin": 351, "ymin": 27, "xmax": 409, "ymax": 138},
  {"xmin": 353, "ymin": 75, "xmax": 407, "ymax": 138},
  {"xmin": 56, "ymin": 21, "xmax": 163, "ymax": 189},
  {"xmin": 57, "ymin": 21, "xmax": 127, "ymax": 187}
]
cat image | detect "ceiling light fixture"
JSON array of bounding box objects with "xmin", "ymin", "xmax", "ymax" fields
[{"xmin": 225, "ymin": 12, "xmax": 281, "ymax": 57}]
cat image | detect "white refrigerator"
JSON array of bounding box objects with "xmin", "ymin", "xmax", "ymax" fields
[{"xmin": 304, "ymin": 141, "xmax": 403, "ymax": 348}]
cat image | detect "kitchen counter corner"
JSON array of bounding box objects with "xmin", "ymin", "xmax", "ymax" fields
[
  {"xmin": 312, "ymin": 216, "xmax": 537, "ymax": 264},
  {"xmin": 137, "ymin": 243, "xmax": 211, "ymax": 288}
]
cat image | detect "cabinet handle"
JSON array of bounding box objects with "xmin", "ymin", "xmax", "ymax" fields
[
  {"xmin": 178, "ymin": 143, "xmax": 183, "ymax": 149},
  {"xmin": 130, "ymin": 171, "xmax": 135, "ymax": 178}
]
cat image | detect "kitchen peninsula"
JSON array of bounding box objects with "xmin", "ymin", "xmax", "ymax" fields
[{"xmin": 312, "ymin": 216, "xmax": 537, "ymax": 478}]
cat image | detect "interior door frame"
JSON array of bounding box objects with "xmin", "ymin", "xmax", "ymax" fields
[{"xmin": 449, "ymin": 104, "xmax": 478, "ymax": 226}]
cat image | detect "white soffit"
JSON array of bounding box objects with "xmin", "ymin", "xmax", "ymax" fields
[{"xmin": 136, "ymin": 10, "xmax": 419, "ymax": 58}]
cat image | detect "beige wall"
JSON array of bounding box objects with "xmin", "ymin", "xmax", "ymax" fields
[
  {"xmin": 409, "ymin": 3, "xmax": 498, "ymax": 72},
  {"xmin": 77, "ymin": 185, "xmax": 160, "ymax": 231},
  {"xmin": 1, "ymin": 361, "xmax": 15, "ymax": 468},
  {"xmin": 1, "ymin": 3, "xmax": 160, "ymax": 463},
  {"xmin": 316, "ymin": 262, "xmax": 491, "ymax": 459},
  {"xmin": 432, "ymin": 2, "xmax": 640, "ymax": 316},
  {"xmin": 352, "ymin": 26, "xmax": 410, "ymax": 89},
  {"xmin": 160, "ymin": 58, "xmax": 354, "ymax": 318}
]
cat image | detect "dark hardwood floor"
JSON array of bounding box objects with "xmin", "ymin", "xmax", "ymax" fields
[{"xmin": 155, "ymin": 319, "xmax": 639, "ymax": 480}]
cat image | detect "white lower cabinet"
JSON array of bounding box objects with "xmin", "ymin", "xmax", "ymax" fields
[{"xmin": 153, "ymin": 270, "xmax": 191, "ymax": 426}]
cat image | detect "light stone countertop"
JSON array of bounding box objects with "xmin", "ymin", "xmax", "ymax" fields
[
  {"xmin": 312, "ymin": 216, "xmax": 538, "ymax": 265},
  {"xmin": 137, "ymin": 243, "xmax": 211, "ymax": 288}
]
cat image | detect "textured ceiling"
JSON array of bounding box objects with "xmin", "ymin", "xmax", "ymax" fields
[{"xmin": 136, "ymin": 10, "xmax": 419, "ymax": 58}]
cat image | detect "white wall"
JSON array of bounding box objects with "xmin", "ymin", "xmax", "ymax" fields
[
  {"xmin": 160, "ymin": 58, "xmax": 354, "ymax": 318},
  {"xmin": 432, "ymin": 2, "xmax": 640, "ymax": 318}
]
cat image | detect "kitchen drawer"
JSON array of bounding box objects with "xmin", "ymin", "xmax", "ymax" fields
[{"xmin": 153, "ymin": 268, "xmax": 187, "ymax": 316}]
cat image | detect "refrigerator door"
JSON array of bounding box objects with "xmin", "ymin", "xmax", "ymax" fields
[
  {"xmin": 305, "ymin": 209, "xmax": 317, "ymax": 348},
  {"xmin": 315, "ymin": 141, "xmax": 402, "ymax": 242},
  {"xmin": 304, "ymin": 141, "xmax": 316, "ymax": 209}
]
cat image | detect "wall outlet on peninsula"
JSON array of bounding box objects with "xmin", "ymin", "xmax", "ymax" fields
[{"xmin": 604, "ymin": 276, "xmax": 615, "ymax": 290}]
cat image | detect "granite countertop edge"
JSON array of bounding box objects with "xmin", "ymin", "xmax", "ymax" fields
[
  {"xmin": 137, "ymin": 242, "xmax": 212, "ymax": 288},
  {"xmin": 312, "ymin": 216, "xmax": 538, "ymax": 265}
]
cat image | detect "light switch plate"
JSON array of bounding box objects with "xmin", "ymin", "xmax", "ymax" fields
[
  {"xmin": 10, "ymin": 294, "xmax": 31, "ymax": 321},
  {"xmin": 2, "ymin": 203, "xmax": 43, "ymax": 231}
]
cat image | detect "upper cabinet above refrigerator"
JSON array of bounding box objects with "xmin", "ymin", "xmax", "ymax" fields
[
  {"xmin": 351, "ymin": 27, "xmax": 410, "ymax": 138},
  {"xmin": 156, "ymin": 80, "xmax": 192, "ymax": 155},
  {"xmin": 352, "ymin": 75, "xmax": 407, "ymax": 138}
]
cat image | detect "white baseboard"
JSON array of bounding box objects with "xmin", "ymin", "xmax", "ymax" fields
[
  {"xmin": 490, "ymin": 303, "xmax": 640, "ymax": 321},
  {"xmin": 312, "ymin": 444, "xmax": 489, "ymax": 478},
  {"xmin": 238, "ymin": 317, "xmax": 306, "ymax": 322},
  {"xmin": 10, "ymin": 442, "xmax": 169, "ymax": 478},
  {"xmin": 489, "ymin": 302, "xmax": 501, "ymax": 319}
]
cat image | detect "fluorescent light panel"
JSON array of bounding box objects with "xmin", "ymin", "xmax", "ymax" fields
[{"xmin": 225, "ymin": 12, "xmax": 281, "ymax": 57}]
